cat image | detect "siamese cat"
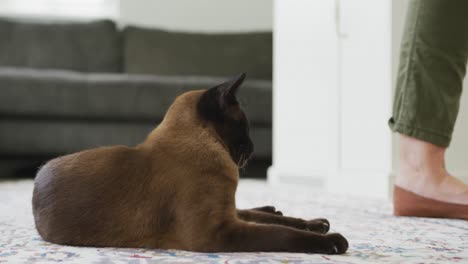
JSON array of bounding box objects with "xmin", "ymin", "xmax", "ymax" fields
[{"xmin": 32, "ymin": 74, "xmax": 348, "ymax": 254}]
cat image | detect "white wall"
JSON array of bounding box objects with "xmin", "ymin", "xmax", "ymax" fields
[
  {"xmin": 270, "ymin": 0, "xmax": 392, "ymax": 198},
  {"xmin": 391, "ymin": 0, "xmax": 406, "ymax": 187},
  {"xmin": 0, "ymin": 0, "xmax": 273, "ymax": 32},
  {"xmin": 119, "ymin": 0, "xmax": 273, "ymax": 32},
  {"xmin": 449, "ymin": 80, "xmax": 468, "ymax": 183},
  {"xmin": 0, "ymin": 0, "xmax": 118, "ymax": 20},
  {"xmin": 270, "ymin": 0, "xmax": 339, "ymax": 187},
  {"xmin": 336, "ymin": 0, "xmax": 392, "ymax": 197}
]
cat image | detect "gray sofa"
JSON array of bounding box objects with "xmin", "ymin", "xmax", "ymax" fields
[{"xmin": 0, "ymin": 18, "xmax": 272, "ymax": 178}]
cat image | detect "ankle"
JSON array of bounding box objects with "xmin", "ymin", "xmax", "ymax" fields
[
  {"xmin": 399, "ymin": 134, "xmax": 446, "ymax": 170},
  {"xmin": 397, "ymin": 134, "xmax": 447, "ymax": 185}
]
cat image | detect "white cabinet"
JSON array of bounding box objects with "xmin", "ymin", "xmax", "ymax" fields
[
  {"xmin": 269, "ymin": 0, "xmax": 392, "ymax": 198},
  {"xmin": 270, "ymin": 0, "xmax": 339, "ymax": 186}
]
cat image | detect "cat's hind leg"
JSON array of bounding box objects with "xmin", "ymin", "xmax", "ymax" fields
[
  {"xmin": 237, "ymin": 209, "xmax": 329, "ymax": 234},
  {"xmin": 248, "ymin": 206, "xmax": 283, "ymax": 215}
]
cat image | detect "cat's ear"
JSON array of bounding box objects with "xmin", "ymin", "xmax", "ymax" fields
[
  {"xmin": 207, "ymin": 73, "xmax": 246, "ymax": 108},
  {"xmin": 198, "ymin": 73, "xmax": 246, "ymax": 120},
  {"xmin": 218, "ymin": 73, "xmax": 246, "ymax": 103}
]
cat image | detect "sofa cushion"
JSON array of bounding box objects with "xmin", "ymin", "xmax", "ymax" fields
[
  {"xmin": 123, "ymin": 26, "xmax": 272, "ymax": 80},
  {"xmin": 0, "ymin": 67, "xmax": 271, "ymax": 126},
  {"xmin": 0, "ymin": 120, "xmax": 271, "ymax": 159},
  {"xmin": 0, "ymin": 18, "xmax": 120, "ymax": 72}
]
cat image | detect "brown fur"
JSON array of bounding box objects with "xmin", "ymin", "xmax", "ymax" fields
[{"xmin": 32, "ymin": 74, "xmax": 348, "ymax": 254}]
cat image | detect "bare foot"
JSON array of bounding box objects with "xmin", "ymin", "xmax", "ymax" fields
[{"xmin": 396, "ymin": 134, "xmax": 468, "ymax": 205}]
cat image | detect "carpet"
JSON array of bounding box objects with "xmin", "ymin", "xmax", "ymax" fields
[{"xmin": 0, "ymin": 179, "xmax": 467, "ymax": 263}]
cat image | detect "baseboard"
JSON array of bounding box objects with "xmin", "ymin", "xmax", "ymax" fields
[
  {"xmin": 267, "ymin": 166, "xmax": 326, "ymax": 188},
  {"xmin": 268, "ymin": 165, "xmax": 468, "ymax": 200},
  {"xmin": 326, "ymin": 170, "xmax": 392, "ymax": 199},
  {"xmin": 268, "ymin": 166, "xmax": 392, "ymax": 199}
]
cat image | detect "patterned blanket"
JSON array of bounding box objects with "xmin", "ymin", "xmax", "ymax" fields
[{"xmin": 0, "ymin": 180, "xmax": 466, "ymax": 263}]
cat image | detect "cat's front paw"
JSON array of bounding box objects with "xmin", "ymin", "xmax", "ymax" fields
[
  {"xmin": 322, "ymin": 233, "xmax": 348, "ymax": 254},
  {"xmin": 305, "ymin": 218, "xmax": 330, "ymax": 234}
]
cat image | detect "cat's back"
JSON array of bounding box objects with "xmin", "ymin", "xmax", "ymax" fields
[
  {"xmin": 32, "ymin": 145, "xmax": 148, "ymax": 246},
  {"xmin": 34, "ymin": 145, "xmax": 140, "ymax": 189}
]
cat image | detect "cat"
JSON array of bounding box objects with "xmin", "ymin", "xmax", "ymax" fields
[{"xmin": 32, "ymin": 73, "xmax": 348, "ymax": 254}]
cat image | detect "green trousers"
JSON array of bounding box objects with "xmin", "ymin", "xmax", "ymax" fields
[{"xmin": 389, "ymin": 0, "xmax": 468, "ymax": 147}]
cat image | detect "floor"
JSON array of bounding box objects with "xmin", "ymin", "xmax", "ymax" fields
[{"xmin": 0, "ymin": 180, "xmax": 467, "ymax": 264}]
